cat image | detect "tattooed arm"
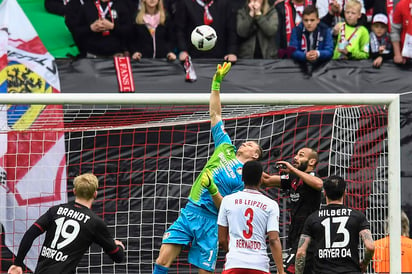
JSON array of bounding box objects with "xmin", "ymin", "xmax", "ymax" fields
[
  {"xmin": 295, "ymin": 234, "xmax": 312, "ymax": 274},
  {"xmin": 359, "ymin": 229, "xmax": 375, "ymax": 273}
]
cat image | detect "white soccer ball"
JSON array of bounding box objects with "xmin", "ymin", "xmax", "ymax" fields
[{"xmin": 191, "ymin": 25, "xmax": 217, "ymax": 51}]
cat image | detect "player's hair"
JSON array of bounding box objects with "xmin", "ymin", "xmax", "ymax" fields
[
  {"xmin": 73, "ymin": 173, "xmax": 99, "ymax": 200},
  {"xmin": 323, "ymin": 175, "xmax": 346, "ymax": 201},
  {"xmin": 304, "ymin": 147, "xmax": 319, "ymax": 167},
  {"xmin": 303, "ymin": 5, "xmax": 319, "ymax": 17},
  {"xmin": 242, "ymin": 160, "xmax": 263, "ymax": 186},
  {"xmin": 385, "ymin": 210, "xmax": 410, "ymax": 237},
  {"xmin": 255, "ymin": 141, "xmax": 263, "ymax": 161},
  {"xmin": 345, "ymin": 0, "xmax": 362, "ymax": 12}
]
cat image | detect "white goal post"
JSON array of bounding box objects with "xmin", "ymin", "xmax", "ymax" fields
[{"xmin": 0, "ymin": 92, "xmax": 401, "ymax": 273}]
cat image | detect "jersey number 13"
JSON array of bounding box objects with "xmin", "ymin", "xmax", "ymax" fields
[{"xmin": 321, "ymin": 216, "xmax": 350, "ymax": 248}]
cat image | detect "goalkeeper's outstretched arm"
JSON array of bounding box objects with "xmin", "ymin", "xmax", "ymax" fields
[
  {"xmin": 210, "ymin": 62, "xmax": 231, "ymax": 128},
  {"xmin": 207, "ymin": 62, "xmax": 232, "ymax": 207}
]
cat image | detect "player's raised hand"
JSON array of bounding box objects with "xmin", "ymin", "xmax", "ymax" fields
[
  {"xmin": 213, "ymin": 62, "xmax": 232, "ymax": 83},
  {"xmin": 212, "ymin": 62, "xmax": 232, "ymax": 91},
  {"xmin": 276, "ymin": 160, "xmax": 293, "ymax": 173},
  {"xmin": 7, "ymin": 265, "xmax": 23, "ymax": 274}
]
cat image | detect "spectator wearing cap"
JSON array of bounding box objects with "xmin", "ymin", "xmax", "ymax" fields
[{"xmin": 370, "ymin": 13, "xmax": 393, "ymax": 68}]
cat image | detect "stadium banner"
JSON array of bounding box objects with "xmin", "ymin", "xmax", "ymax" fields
[{"xmin": 0, "ymin": 0, "xmax": 67, "ymax": 271}]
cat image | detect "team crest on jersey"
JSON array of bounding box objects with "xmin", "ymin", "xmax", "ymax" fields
[
  {"xmin": 236, "ymin": 167, "xmax": 242, "ymax": 175},
  {"xmin": 220, "ymin": 124, "xmax": 226, "ymax": 134},
  {"xmin": 290, "ymin": 192, "xmax": 300, "ymax": 202},
  {"xmin": 163, "ymin": 232, "xmax": 170, "ymax": 240}
]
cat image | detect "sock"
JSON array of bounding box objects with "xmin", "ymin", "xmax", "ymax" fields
[{"xmin": 153, "ymin": 263, "xmax": 169, "ymax": 274}]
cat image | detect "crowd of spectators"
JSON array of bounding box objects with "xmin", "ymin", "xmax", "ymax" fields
[{"xmin": 43, "ymin": 0, "xmax": 411, "ymax": 69}]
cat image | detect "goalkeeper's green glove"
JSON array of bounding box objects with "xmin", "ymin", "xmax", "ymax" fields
[
  {"xmin": 200, "ymin": 170, "xmax": 219, "ymax": 196},
  {"xmin": 189, "ymin": 170, "xmax": 219, "ymax": 202},
  {"xmin": 211, "ymin": 62, "xmax": 232, "ymax": 91}
]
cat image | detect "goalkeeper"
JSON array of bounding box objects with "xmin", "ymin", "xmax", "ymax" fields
[{"xmin": 153, "ymin": 62, "xmax": 263, "ymax": 274}]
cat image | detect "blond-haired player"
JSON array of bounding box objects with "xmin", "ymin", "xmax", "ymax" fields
[{"xmin": 8, "ymin": 173, "xmax": 124, "ymax": 274}]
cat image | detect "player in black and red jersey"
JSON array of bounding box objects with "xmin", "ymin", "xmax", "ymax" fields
[
  {"xmin": 295, "ymin": 175, "xmax": 375, "ymax": 274},
  {"xmin": 261, "ymin": 147, "xmax": 323, "ymax": 274},
  {"xmin": 7, "ymin": 173, "xmax": 124, "ymax": 274}
]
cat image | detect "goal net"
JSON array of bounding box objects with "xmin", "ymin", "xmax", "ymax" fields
[{"xmin": 0, "ymin": 94, "xmax": 400, "ymax": 274}]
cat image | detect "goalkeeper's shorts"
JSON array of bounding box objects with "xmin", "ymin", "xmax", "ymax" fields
[{"xmin": 162, "ymin": 203, "xmax": 218, "ymax": 271}]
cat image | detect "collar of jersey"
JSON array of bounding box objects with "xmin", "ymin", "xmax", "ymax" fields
[
  {"xmin": 243, "ymin": 188, "xmax": 261, "ymax": 194},
  {"xmin": 74, "ymin": 201, "xmax": 88, "ymax": 208}
]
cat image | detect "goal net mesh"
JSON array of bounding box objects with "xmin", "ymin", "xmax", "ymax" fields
[{"xmin": 0, "ymin": 103, "xmax": 388, "ymax": 274}]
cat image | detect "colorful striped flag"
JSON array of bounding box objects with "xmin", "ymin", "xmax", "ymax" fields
[{"xmin": 0, "ymin": 0, "xmax": 67, "ymax": 270}]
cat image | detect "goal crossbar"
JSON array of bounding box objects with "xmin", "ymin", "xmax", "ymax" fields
[
  {"xmin": 0, "ymin": 92, "xmax": 401, "ymax": 273},
  {"xmin": 0, "ymin": 93, "xmax": 400, "ymax": 105}
]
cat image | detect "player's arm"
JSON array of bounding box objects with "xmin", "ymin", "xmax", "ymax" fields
[
  {"xmin": 218, "ymin": 225, "xmax": 229, "ymax": 252},
  {"xmin": 261, "ymin": 171, "xmax": 281, "ymax": 188},
  {"xmin": 295, "ymin": 234, "xmax": 312, "ymax": 274},
  {"xmin": 94, "ymin": 220, "xmax": 125, "ymax": 263},
  {"xmin": 9, "ymin": 223, "xmax": 44, "ymax": 273},
  {"xmin": 277, "ymin": 160, "xmax": 323, "ymax": 190},
  {"xmin": 107, "ymin": 240, "xmax": 125, "ymax": 263},
  {"xmin": 217, "ymin": 198, "xmax": 229, "ymax": 252},
  {"xmin": 268, "ymin": 230, "xmax": 285, "ymax": 274},
  {"xmin": 210, "ymin": 62, "xmax": 231, "ymax": 128},
  {"xmin": 359, "ymin": 229, "xmax": 375, "ymax": 273}
]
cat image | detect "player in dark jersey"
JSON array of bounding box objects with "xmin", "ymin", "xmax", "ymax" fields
[
  {"xmin": 295, "ymin": 175, "xmax": 375, "ymax": 274},
  {"xmin": 261, "ymin": 147, "xmax": 323, "ymax": 274},
  {"xmin": 7, "ymin": 173, "xmax": 124, "ymax": 274}
]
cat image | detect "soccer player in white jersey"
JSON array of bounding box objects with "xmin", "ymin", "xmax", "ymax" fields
[{"xmin": 217, "ymin": 160, "xmax": 285, "ymax": 274}]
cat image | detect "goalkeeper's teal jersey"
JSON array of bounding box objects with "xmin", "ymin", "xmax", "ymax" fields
[{"xmin": 188, "ymin": 120, "xmax": 244, "ymax": 216}]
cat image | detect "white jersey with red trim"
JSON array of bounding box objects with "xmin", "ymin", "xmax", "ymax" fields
[{"xmin": 217, "ymin": 188, "xmax": 280, "ymax": 272}]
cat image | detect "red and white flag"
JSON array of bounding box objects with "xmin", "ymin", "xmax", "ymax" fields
[{"xmin": 0, "ymin": 0, "xmax": 67, "ymax": 270}]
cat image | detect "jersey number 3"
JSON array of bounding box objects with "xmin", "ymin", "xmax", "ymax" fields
[
  {"xmin": 243, "ymin": 208, "xmax": 254, "ymax": 239},
  {"xmin": 51, "ymin": 217, "xmax": 81, "ymax": 249}
]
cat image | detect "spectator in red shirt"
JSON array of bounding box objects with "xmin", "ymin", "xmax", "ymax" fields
[{"xmin": 391, "ymin": 0, "xmax": 412, "ymax": 64}]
